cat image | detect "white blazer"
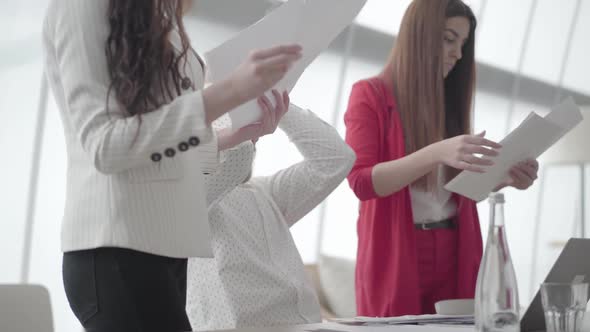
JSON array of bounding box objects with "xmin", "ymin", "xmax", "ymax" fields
[{"xmin": 43, "ymin": 0, "xmax": 217, "ymax": 258}]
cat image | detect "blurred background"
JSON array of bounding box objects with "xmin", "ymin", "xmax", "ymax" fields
[{"xmin": 1, "ymin": 0, "xmax": 589, "ymax": 331}]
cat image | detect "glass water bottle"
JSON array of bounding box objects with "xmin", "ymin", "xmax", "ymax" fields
[{"xmin": 475, "ymin": 192, "xmax": 520, "ymax": 332}]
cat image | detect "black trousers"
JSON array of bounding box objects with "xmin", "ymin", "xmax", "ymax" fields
[{"xmin": 63, "ymin": 247, "xmax": 192, "ymax": 332}]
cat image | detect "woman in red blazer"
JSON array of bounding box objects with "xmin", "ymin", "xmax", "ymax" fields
[{"xmin": 344, "ymin": 0, "xmax": 539, "ymax": 317}]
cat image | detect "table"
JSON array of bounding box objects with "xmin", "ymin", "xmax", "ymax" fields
[{"xmin": 198, "ymin": 322, "xmax": 474, "ymax": 332}]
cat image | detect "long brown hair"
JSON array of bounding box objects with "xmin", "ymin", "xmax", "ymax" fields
[
  {"xmin": 383, "ymin": 0, "xmax": 477, "ymax": 189},
  {"xmin": 106, "ymin": 0, "xmax": 201, "ymax": 124}
]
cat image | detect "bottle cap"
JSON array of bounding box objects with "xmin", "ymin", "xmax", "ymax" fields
[{"xmin": 488, "ymin": 192, "xmax": 505, "ymax": 203}]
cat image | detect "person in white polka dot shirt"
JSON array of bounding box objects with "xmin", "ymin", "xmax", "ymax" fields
[{"xmin": 186, "ymin": 91, "xmax": 356, "ymax": 330}]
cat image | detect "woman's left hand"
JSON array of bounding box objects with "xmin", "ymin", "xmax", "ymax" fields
[
  {"xmin": 217, "ymin": 90, "xmax": 290, "ymax": 150},
  {"xmin": 502, "ymin": 159, "xmax": 539, "ymax": 190}
]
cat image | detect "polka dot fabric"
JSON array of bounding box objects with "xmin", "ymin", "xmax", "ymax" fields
[{"xmin": 187, "ymin": 105, "xmax": 356, "ymax": 330}]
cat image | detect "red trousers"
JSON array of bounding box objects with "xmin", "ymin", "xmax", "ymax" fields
[{"xmin": 414, "ymin": 227, "xmax": 459, "ymax": 314}]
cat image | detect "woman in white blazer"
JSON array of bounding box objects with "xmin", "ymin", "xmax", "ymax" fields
[{"xmin": 42, "ymin": 0, "xmax": 301, "ymax": 331}]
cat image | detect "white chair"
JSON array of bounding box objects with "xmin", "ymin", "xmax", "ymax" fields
[
  {"xmin": 530, "ymin": 105, "xmax": 590, "ymax": 298},
  {"xmin": 0, "ymin": 284, "xmax": 54, "ymax": 332},
  {"xmin": 317, "ymin": 255, "xmax": 356, "ymax": 318},
  {"xmin": 304, "ymin": 255, "xmax": 356, "ymax": 319}
]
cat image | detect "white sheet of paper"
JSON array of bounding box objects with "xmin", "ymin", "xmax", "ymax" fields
[
  {"xmin": 204, "ymin": 0, "xmax": 367, "ymax": 129},
  {"xmin": 445, "ymin": 97, "xmax": 584, "ymax": 202},
  {"xmin": 331, "ymin": 314, "xmax": 474, "ymax": 326}
]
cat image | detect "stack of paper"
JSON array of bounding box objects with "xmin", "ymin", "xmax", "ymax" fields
[
  {"xmin": 445, "ymin": 97, "xmax": 584, "ymax": 202},
  {"xmin": 331, "ymin": 314, "xmax": 474, "ymax": 326},
  {"xmin": 205, "ymin": 0, "xmax": 367, "ymax": 129}
]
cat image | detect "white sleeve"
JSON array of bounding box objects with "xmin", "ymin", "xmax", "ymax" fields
[
  {"xmin": 44, "ymin": 0, "xmax": 215, "ymax": 174},
  {"xmin": 195, "ymin": 133, "xmax": 219, "ymax": 174},
  {"xmin": 204, "ymin": 142, "xmax": 255, "ymax": 207},
  {"xmin": 253, "ymin": 105, "xmax": 356, "ymax": 227}
]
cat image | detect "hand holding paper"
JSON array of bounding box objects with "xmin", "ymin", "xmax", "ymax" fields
[
  {"xmin": 227, "ymin": 45, "xmax": 302, "ymax": 103},
  {"xmin": 432, "ymin": 131, "xmax": 501, "ymax": 173},
  {"xmin": 205, "ymin": 0, "xmax": 367, "ymax": 129},
  {"xmin": 445, "ymin": 97, "xmax": 584, "ymax": 202},
  {"xmin": 501, "ymin": 158, "xmax": 539, "ymax": 190},
  {"xmin": 203, "ymin": 44, "xmax": 301, "ymax": 124},
  {"xmin": 217, "ymin": 90, "xmax": 291, "ymax": 151}
]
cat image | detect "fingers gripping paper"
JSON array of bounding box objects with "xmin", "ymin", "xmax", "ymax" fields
[
  {"xmin": 204, "ymin": 0, "xmax": 367, "ymax": 129},
  {"xmin": 445, "ymin": 97, "xmax": 584, "ymax": 202}
]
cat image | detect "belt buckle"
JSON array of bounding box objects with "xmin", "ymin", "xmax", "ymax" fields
[{"xmin": 420, "ymin": 222, "xmax": 433, "ymax": 231}]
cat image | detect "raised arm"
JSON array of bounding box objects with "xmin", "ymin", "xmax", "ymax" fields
[
  {"xmin": 44, "ymin": 0, "xmax": 301, "ymax": 175},
  {"xmin": 253, "ymin": 105, "xmax": 356, "ymax": 227},
  {"xmin": 204, "ymin": 141, "xmax": 255, "ymax": 207}
]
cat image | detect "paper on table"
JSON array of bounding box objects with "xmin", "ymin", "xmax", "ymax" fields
[
  {"xmin": 204, "ymin": 0, "xmax": 367, "ymax": 129},
  {"xmin": 445, "ymin": 97, "xmax": 584, "ymax": 202},
  {"xmin": 331, "ymin": 314, "xmax": 474, "ymax": 326}
]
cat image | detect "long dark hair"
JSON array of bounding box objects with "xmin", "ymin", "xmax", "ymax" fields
[
  {"xmin": 105, "ymin": 0, "xmax": 200, "ymax": 122},
  {"xmin": 383, "ymin": 0, "xmax": 476, "ymax": 189}
]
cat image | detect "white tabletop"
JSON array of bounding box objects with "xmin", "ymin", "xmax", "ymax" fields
[{"xmin": 198, "ymin": 322, "xmax": 475, "ymax": 332}]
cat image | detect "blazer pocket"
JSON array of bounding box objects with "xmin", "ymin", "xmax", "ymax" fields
[{"xmin": 124, "ymin": 159, "xmax": 184, "ymax": 183}]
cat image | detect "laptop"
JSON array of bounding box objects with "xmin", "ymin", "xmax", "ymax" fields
[{"xmin": 521, "ymin": 238, "xmax": 590, "ymax": 332}]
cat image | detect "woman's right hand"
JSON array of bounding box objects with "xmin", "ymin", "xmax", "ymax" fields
[
  {"xmin": 217, "ymin": 90, "xmax": 290, "ymax": 150},
  {"xmin": 228, "ymin": 44, "xmax": 302, "ymax": 103},
  {"xmin": 431, "ymin": 131, "xmax": 501, "ymax": 173}
]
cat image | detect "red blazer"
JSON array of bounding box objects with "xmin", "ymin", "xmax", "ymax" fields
[{"xmin": 344, "ymin": 76, "xmax": 483, "ymax": 317}]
